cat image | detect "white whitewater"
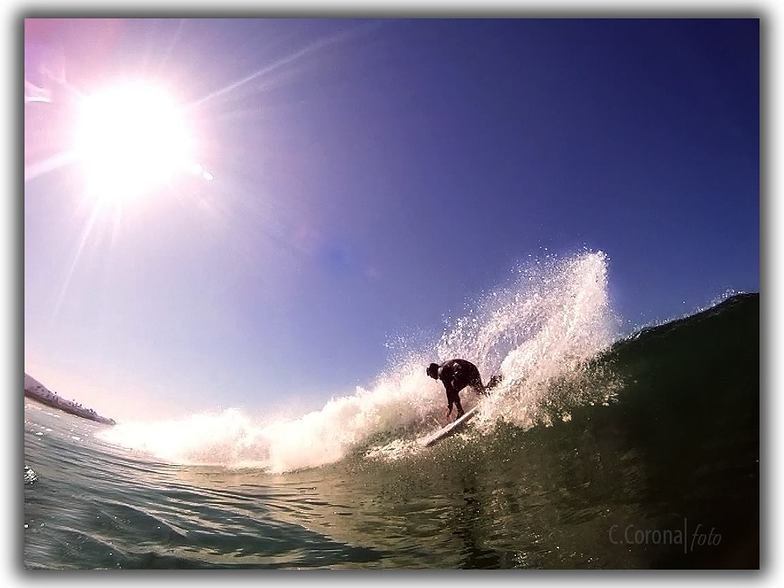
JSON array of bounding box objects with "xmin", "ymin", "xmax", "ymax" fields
[{"xmin": 98, "ymin": 251, "xmax": 619, "ymax": 473}]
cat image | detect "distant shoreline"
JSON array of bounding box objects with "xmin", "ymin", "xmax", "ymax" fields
[{"xmin": 24, "ymin": 374, "xmax": 116, "ymax": 426}]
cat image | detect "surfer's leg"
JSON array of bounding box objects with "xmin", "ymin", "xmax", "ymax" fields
[
  {"xmin": 453, "ymin": 394, "xmax": 465, "ymax": 418},
  {"xmin": 445, "ymin": 386, "xmax": 456, "ymax": 418}
]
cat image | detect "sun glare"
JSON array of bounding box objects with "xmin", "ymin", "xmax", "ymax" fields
[{"xmin": 75, "ymin": 82, "xmax": 195, "ymax": 202}]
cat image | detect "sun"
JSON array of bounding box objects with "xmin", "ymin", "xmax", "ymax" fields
[{"xmin": 74, "ymin": 82, "xmax": 197, "ymax": 202}]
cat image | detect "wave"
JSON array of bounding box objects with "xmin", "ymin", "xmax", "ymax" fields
[{"xmin": 97, "ymin": 250, "xmax": 622, "ymax": 472}]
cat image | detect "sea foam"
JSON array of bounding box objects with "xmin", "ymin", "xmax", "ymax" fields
[{"xmin": 98, "ymin": 250, "xmax": 618, "ymax": 472}]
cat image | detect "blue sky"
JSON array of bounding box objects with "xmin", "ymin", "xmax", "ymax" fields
[{"xmin": 24, "ymin": 19, "xmax": 759, "ymax": 419}]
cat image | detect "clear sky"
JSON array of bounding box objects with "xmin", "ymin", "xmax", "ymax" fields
[{"xmin": 24, "ymin": 19, "xmax": 759, "ymax": 420}]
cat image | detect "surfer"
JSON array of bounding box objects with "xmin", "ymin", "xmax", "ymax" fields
[{"xmin": 426, "ymin": 359, "xmax": 500, "ymax": 420}]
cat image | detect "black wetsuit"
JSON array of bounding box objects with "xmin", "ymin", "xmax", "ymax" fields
[{"xmin": 436, "ymin": 359, "xmax": 485, "ymax": 418}]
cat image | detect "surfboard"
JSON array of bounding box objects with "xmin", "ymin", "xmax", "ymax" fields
[{"xmin": 420, "ymin": 405, "xmax": 481, "ymax": 447}]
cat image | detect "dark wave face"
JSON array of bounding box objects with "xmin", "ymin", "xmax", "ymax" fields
[
  {"xmin": 342, "ymin": 293, "xmax": 759, "ymax": 569},
  {"xmin": 24, "ymin": 293, "xmax": 759, "ymax": 569}
]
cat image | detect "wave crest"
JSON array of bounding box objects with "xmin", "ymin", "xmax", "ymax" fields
[{"xmin": 99, "ymin": 250, "xmax": 618, "ymax": 472}]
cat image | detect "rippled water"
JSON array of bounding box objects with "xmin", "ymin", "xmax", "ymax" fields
[{"xmin": 28, "ymin": 397, "xmax": 634, "ymax": 569}]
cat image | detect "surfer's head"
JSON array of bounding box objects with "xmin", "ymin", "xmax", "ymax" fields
[{"xmin": 426, "ymin": 363, "xmax": 439, "ymax": 379}]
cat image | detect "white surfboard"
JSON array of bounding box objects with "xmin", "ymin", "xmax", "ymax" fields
[{"xmin": 420, "ymin": 405, "xmax": 481, "ymax": 447}]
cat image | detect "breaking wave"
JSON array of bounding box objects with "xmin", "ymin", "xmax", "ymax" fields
[{"xmin": 98, "ymin": 250, "xmax": 619, "ymax": 472}]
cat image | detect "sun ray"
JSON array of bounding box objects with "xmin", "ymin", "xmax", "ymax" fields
[
  {"xmin": 109, "ymin": 200, "xmax": 124, "ymax": 250},
  {"xmin": 189, "ymin": 22, "xmax": 381, "ymax": 110},
  {"xmin": 155, "ymin": 19, "xmax": 186, "ymax": 75},
  {"xmin": 24, "ymin": 150, "xmax": 78, "ymax": 183},
  {"xmin": 52, "ymin": 199, "xmax": 104, "ymax": 318}
]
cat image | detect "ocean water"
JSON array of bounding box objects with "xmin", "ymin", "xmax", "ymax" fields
[{"xmin": 23, "ymin": 252, "xmax": 759, "ymax": 569}]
